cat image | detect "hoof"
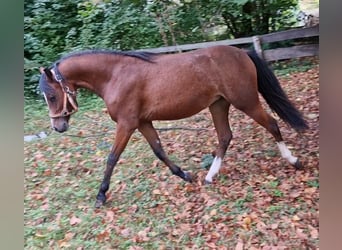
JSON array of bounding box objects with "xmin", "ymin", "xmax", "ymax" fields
[
  {"xmin": 94, "ymin": 199, "xmax": 105, "ymax": 208},
  {"xmin": 293, "ymin": 159, "xmax": 304, "ymax": 170},
  {"xmin": 204, "ymin": 179, "xmax": 212, "ymax": 185},
  {"xmin": 183, "ymin": 171, "xmax": 193, "ymax": 183},
  {"xmin": 184, "ymin": 171, "xmax": 193, "ymax": 182}
]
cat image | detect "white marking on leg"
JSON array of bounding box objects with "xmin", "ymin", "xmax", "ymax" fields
[
  {"xmin": 205, "ymin": 157, "xmax": 222, "ymax": 183},
  {"xmin": 276, "ymin": 141, "xmax": 298, "ymax": 165}
]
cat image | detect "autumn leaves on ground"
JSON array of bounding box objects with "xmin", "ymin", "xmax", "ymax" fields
[{"xmin": 24, "ymin": 63, "xmax": 319, "ymax": 249}]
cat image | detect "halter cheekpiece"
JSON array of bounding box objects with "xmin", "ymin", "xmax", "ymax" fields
[{"xmin": 48, "ymin": 63, "xmax": 78, "ymax": 118}]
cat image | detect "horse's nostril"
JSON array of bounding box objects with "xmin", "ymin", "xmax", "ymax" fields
[{"xmin": 63, "ymin": 123, "xmax": 68, "ymax": 131}]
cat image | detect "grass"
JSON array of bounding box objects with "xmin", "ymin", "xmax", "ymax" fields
[{"xmin": 272, "ymin": 56, "xmax": 318, "ymax": 76}]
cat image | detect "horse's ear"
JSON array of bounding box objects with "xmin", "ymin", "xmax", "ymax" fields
[{"xmin": 42, "ymin": 67, "xmax": 53, "ymax": 80}]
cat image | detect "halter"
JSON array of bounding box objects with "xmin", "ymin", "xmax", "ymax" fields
[{"xmin": 48, "ymin": 63, "xmax": 78, "ymax": 118}]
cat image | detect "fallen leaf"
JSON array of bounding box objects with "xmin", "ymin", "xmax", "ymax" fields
[
  {"xmin": 129, "ymin": 246, "xmax": 144, "ymax": 250},
  {"xmin": 210, "ymin": 209, "xmax": 217, "ymax": 216},
  {"xmin": 96, "ymin": 230, "xmax": 109, "ymax": 242},
  {"xmin": 64, "ymin": 232, "xmax": 75, "ymax": 241},
  {"xmin": 304, "ymin": 187, "xmax": 317, "ymax": 194},
  {"xmin": 289, "ymin": 191, "xmax": 301, "ymax": 199},
  {"xmin": 306, "ymin": 113, "xmax": 318, "ymax": 119},
  {"xmin": 296, "ymin": 228, "xmax": 308, "ymax": 240},
  {"xmin": 70, "ymin": 216, "xmax": 82, "ymax": 226},
  {"xmin": 206, "ymin": 242, "xmax": 218, "ymax": 248},
  {"xmin": 235, "ymin": 239, "xmax": 244, "ymax": 250},
  {"xmin": 292, "ymin": 215, "xmax": 301, "ymax": 221},
  {"xmin": 310, "ymin": 228, "xmax": 319, "ymax": 239},
  {"xmin": 43, "ymin": 169, "xmax": 52, "ymax": 176},
  {"xmin": 121, "ymin": 228, "xmax": 131, "ymax": 238},
  {"xmin": 152, "ymin": 189, "xmax": 161, "ymax": 195},
  {"xmin": 106, "ymin": 210, "xmax": 115, "ymax": 223}
]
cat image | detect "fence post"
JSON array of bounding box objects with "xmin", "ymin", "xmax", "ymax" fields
[{"xmin": 252, "ymin": 36, "xmax": 264, "ymax": 59}]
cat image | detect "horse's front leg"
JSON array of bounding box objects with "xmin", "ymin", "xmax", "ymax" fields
[
  {"xmin": 95, "ymin": 123, "xmax": 135, "ymax": 208},
  {"xmin": 138, "ymin": 121, "xmax": 192, "ymax": 182}
]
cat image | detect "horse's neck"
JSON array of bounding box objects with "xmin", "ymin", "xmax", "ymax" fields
[{"xmin": 59, "ymin": 55, "xmax": 118, "ymax": 97}]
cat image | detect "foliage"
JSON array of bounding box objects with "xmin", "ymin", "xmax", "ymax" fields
[
  {"xmin": 25, "ymin": 0, "xmax": 300, "ymax": 101},
  {"xmin": 66, "ymin": 1, "xmax": 164, "ymax": 51},
  {"xmin": 24, "ymin": 0, "xmax": 82, "ymax": 99},
  {"xmin": 180, "ymin": 0, "xmax": 299, "ymax": 39},
  {"xmin": 272, "ymin": 56, "xmax": 318, "ymax": 76},
  {"xmin": 201, "ymin": 154, "xmax": 215, "ymax": 169}
]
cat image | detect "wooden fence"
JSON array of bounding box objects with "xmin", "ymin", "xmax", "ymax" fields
[{"xmin": 136, "ymin": 25, "xmax": 319, "ymax": 62}]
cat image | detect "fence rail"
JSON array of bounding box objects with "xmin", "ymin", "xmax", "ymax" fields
[{"xmin": 136, "ymin": 25, "xmax": 319, "ymax": 62}]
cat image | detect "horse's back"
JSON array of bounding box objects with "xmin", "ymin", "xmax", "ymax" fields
[{"xmin": 137, "ymin": 45, "xmax": 257, "ymax": 121}]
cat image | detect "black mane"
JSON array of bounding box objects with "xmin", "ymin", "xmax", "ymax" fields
[
  {"xmin": 58, "ymin": 49, "xmax": 156, "ymax": 63},
  {"xmin": 39, "ymin": 49, "xmax": 157, "ymax": 95}
]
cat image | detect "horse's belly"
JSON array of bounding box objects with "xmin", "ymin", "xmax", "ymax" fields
[
  {"xmin": 151, "ymin": 106, "xmax": 204, "ymax": 120},
  {"xmin": 144, "ymin": 94, "xmax": 217, "ymax": 121}
]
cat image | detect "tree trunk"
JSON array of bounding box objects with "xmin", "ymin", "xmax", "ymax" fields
[{"xmin": 155, "ymin": 14, "xmax": 169, "ymax": 47}]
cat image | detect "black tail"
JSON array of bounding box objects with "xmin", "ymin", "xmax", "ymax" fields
[{"xmin": 247, "ymin": 50, "xmax": 308, "ymax": 131}]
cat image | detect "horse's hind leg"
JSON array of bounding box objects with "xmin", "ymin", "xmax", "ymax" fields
[
  {"xmin": 205, "ymin": 98, "xmax": 232, "ymax": 183},
  {"xmin": 138, "ymin": 122, "xmax": 192, "ymax": 182},
  {"xmin": 240, "ymin": 103, "xmax": 302, "ymax": 168}
]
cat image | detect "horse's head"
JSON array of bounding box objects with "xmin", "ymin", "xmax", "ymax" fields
[{"xmin": 39, "ymin": 66, "xmax": 78, "ymax": 133}]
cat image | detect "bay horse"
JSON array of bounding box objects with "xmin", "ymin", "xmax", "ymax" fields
[{"xmin": 39, "ymin": 45, "xmax": 308, "ymax": 208}]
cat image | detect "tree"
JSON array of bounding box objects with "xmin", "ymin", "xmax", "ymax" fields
[
  {"xmin": 187, "ymin": 0, "xmax": 298, "ymax": 39},
  {"xmin": 24, "ymin": 0, "xmax": 82, "ymax": 98}
]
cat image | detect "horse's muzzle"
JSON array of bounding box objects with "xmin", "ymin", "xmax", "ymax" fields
[{"xmin": 52, "ymin": 121, "xmax": 69, "ymax": 133}]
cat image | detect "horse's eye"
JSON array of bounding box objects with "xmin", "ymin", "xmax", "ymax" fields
[{"xmin": 49, "ymin": 96, "xmax": 56, "ymax": 102}]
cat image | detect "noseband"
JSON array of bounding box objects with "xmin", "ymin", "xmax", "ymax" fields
[{"xmin": 49, "ymin": 63, "xmax": 78, "ymax": 118}]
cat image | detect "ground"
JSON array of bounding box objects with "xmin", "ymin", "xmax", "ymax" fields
[{"xmin": 24, "ymin": 63, "xmax": 319, "ymax": 249}]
